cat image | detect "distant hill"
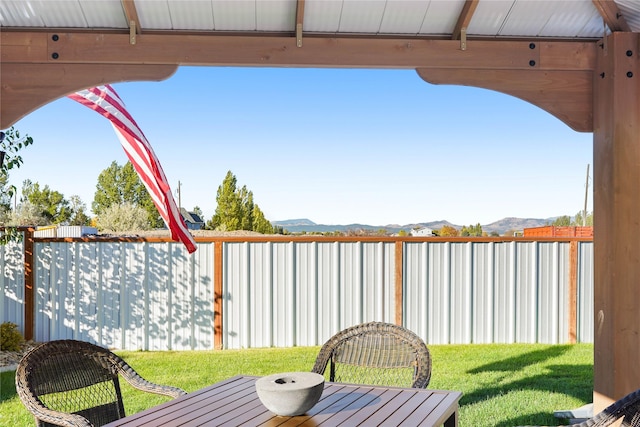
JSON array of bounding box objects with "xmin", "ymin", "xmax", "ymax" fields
[{"xmin": 273, "ymin": 217, "xmax": 554, "ymax": 235}]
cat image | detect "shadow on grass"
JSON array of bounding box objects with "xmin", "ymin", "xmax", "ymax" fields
[
  {"xmin": 468, "ymin": 345, "xmax": 573, "ymax": 374},
  {"xmin": 459, "ymin": 346, "xmax": 593, "ymax": 426},
  {"xmin": 461, "ymin": 363, "xmax": 593, "ymax": 406},
  {"xmin": 1, "ymin": 370, "xmax": 17, "ymax": 403}
]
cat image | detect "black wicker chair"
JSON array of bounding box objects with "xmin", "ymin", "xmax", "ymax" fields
[
  {"xmin": 15, "ymin": 339, "xmax": 187, "ymax": 427},
  {"xmin": 518, "ymin": 388, "xmax": 640, "ymax": 427},
  {"xmin": 311, "ymin": 321, "xmax": 431, "ymax": 389}
]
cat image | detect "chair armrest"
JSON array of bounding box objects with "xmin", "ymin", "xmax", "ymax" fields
[
  {"xmin": 116, "ymin": 359, "xmax": 187, "ymax": 399},
  {"xmin": 16, "ymin": 365, "xmax": 94, "ymax": 426},
  {"xmin": 18, "ymin": 394, "xmax": 93, "ymax": 427}
]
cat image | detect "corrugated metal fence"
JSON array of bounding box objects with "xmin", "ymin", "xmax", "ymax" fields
[{"xmin": 1, "ymin": 234, "xmax": 593, "ymax": 350}]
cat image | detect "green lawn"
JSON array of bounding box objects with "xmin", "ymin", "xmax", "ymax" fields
[{"xmin": 0, "ymin": 343, "xmax": 593, "ymax": 427}]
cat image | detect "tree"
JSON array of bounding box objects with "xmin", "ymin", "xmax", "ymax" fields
[
  {"xmin": 208, "ymin": 171, "xmax": 243, "ymax": 231},
  {"xmin": 573, "ymin": 210, "xmax": 594, "ymax": 226},
  {"xmin": 252, "ymin": 205, "xmax": 274, "ymax": 234},
  {"xmin": 552, "ymin": 215, "xmax": 571, "ymax": 226},
  {"xmin": 460, "ymin": 223, "xmax": 483, "ymax": 237},
  {"xmin": 21, "ymin": 180, "xmax": 71, "ymax": 224},
  {"xmin": 9, "ymin": 201, "xmax": 47, "ymax": 226},
  {"xmin": 93, "ymin": 161, "xmax": 162, "ymax": 229},
  {"xmin": 207, "ymin": 170, "xmax": 275, "ymax": 234},
  {"xmin": 0, "ymin": 127, "xmax": 34, "ymax": 236},
  {"xmin": 68, "ymin": 195, "xmax": 91, "ymax": 226},
  {"xmin": 96, "ymin": 202, "xmax": 150, "ymax": 232},
  {"xmin": 438, "ymin": 225, "xmax": 459, "ymax": 237}
]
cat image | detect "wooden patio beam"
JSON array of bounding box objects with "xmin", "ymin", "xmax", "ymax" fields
[
  {"xmin": 1, "ymin": 31, "xmax": 596, "ymax": 71},
  {"xmin": 0, "ymin": 62, "xmax": 177, "ymax": 128},
  {"xmin": 416, "ymin": 68, "xmax": 593, "ymax": 132},
  {"xmin": 1, "ymin": 31, "xmax": 598, "ymax": 130}
]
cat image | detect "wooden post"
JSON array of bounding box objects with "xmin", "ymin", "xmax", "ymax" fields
[
  {"xmin": 395, "ymin": 241, "xmax": 403, "ymax": 325},
  {"xmin": 593, "ymin": 31, "xmax": 640, "ymax": 411},
  {"xmin": 214, "ymin": 241, "xmax": 223, "ymax": 350}
]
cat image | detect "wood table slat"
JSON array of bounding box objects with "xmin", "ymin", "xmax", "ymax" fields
[{"xmin": 104, "ymin": 375, "xmax": 461, "ymax": 427}]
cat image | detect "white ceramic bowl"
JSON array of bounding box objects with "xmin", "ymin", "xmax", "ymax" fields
[{"xmin": 255, "ymin": 372, "xmax": 325, "ymax": 416}]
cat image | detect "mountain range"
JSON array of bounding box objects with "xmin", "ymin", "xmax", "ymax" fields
[{"xmin": 273, "ymin": 217, "xmax": 557, "ymax": 235}]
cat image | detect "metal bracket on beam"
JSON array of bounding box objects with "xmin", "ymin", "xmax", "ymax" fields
[
  {"xmin": 130, "ymin": 21, "xmax": 136, "ymax": 45},
  {"xmin": 296, "ymin": 23, "xmax": 303, "ymax": 48},
  {"xmin": 461, "ymin": 28, "xmax": 467, "ymax": 51}
]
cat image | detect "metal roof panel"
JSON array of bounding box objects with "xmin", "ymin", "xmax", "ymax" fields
[
  {"xmin": 303, "ymin": 0, "xmax": 343, "ymax": 32},
  {"xmin": 211, "ymin": 0, "xmax": 257, "ymax": 31},
  {"xmin": 419, "ymin": 0, "xmax": 466, "ymax": 35},
  {"xmin": 167, "ymin": 0, "xmax": 215, "ymax": 30},
  {"xmin": 617, "ymin": 0, "xmax": 640, "ymax": 32},
  {"xmin": 378, "ymin": 1, "xmax": 430, "ymax": 34},
  {"xmin": 338, "ymin": 0, "xmax": 386, "ymax": 33},
  {"xmin": 136, "ymin": 0, "xmax": 172, "ymax": 30},
  {"xmin": 256, "ymin": 0, "xmax": 296, "ymax": 32},
  {"xmin": 467, "ymin": 0, "xmax": 514, "ymax": 36}
]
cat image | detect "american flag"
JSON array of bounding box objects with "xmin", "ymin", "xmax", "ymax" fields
[{"xmin": 68, "ymin": 85, "xmax": 197, "ymax": 254}]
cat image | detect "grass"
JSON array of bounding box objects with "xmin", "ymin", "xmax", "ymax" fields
[{"xmin": 0, "ymin": 343, "xmax": 593, "ymax": 427}]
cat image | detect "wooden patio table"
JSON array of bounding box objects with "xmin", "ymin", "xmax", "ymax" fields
[{"xmin": 104, "ymin": 375, "xmax": 462, "ymax": 427}]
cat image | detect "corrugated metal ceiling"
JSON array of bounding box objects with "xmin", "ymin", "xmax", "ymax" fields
[{"xmin": 1, "ymin": 0, "xmax": 638, "ymax": 38}]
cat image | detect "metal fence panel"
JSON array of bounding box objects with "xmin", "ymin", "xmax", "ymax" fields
[
  {"xmin": 450, "ymin": 243, "xmax": 472, "ymax": 344},
  {"xmin": 578, "ymin": 242, "xmax": 594, "ymax": 343},
  {"xmin": 537, "ymin": 242, "xmax": 562, "ymax": 344},
  {"xmin": 493, "ymin": 242, "xmax": 517, "ymax": 343},
  {"xmin": 317, "ymin": 242, "xmax": 341, "ymax": 344},
  {"xmin": 0, "ymin": 239, "xmax": 25, "ymax": 332},
  {"xmin": 3, "ymin": 238, "xmax": 595, "ymax": 351},
  {"xmin": 296, "ymin": 242, "xmax": 319, "ymax": 347},
  {"xmin": 515, "ymin": 243, "xmax": 537, "ymax": 343},
  {"xmin": 472, "ymin": 242, "xmax": 494, "ymax": 344}
]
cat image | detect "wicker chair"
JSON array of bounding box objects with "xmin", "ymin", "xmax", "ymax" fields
[
  {"xmin": 518, "ymin": 388, "xmax": 640, "ymax": 427},
  {"xmin": 15, "ymin": 339, "xmax": 187, "ymax": 427},
  {"xmin": 311, "ymin": 321, "xmax": 431, "ymax": 389}
]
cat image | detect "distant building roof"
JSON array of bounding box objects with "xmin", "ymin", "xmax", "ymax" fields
[
  {"xmin": 180, "ymin": 208, "xmax": 205, "ymax": 230},
  {"xmin": 410, "ymin": 227, "xmax": 434, "ymax": 237}
]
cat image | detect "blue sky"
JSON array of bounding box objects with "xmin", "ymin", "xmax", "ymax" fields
[{"xmin": 10, "ymin": 66, "xmax": 593, "ymax": 227}]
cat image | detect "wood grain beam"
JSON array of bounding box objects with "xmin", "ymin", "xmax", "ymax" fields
[
  {"xmin": 593, "ymin": 30, "xmax": 640, "ymax": 412},
  {"xmin": 416, "ymin": 68, "xmax": 593, "ymax": 132},
  {"xmin": 452, "ymin": 0, "xmax": 479, "ymax": 41},
  {"xmin": 0, "ymin": 31, "xmax": 596, "ymax": 71},
  {"xmin": 1, "ymin": 63, "xmax": 177, "ymax": 128}
]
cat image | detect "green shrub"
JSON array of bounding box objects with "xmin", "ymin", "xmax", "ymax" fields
[{"xmin": 0, "ymin": 322, "xmax": 24, "ymax": 351}]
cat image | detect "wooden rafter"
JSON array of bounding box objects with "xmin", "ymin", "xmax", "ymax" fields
[
  {"xmin": 121, "ymin": 0, "xmax": 142, "ymax": 35},
  {"xmin": 592, "ymin": 0, "xmax": 631, "ymax": 32},
  {"xmin": 452, "ymin": 0, "xmax": 479, "ymax": 41},
  {"xmin": 296, "ymin": 0, "xmax": 305, "ymax": 48}
]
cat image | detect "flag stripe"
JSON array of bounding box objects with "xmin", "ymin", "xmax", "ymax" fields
[{"xmin": 68, "ymin": 85, "xmax": 197, "ymax": 253}]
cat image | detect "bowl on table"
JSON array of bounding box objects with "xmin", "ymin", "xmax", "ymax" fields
[{"xmin": 255, "ymin": 372, "xmax": 325, "ymax": 416}]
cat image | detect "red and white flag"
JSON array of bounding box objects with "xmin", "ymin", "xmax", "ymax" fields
[{"xmin": 68, "ymin": 85, "xmax": 197, "ymax": 254}]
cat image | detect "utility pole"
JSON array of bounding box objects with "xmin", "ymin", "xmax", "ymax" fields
[
  {"xmin": 583, "ymin": 164, "xmax": 590, "ymax": 226},
  {"xmin": 177, "ymin": 181, "xmax": 182, "ymax": 209}
]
